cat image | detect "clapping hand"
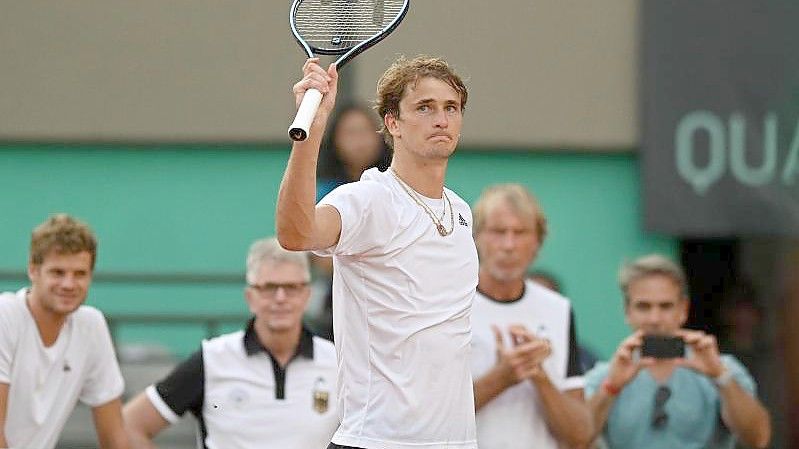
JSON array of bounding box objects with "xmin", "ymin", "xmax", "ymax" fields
[{"xmin": 492, "ymin": 324, "xmax": 552, "ymax": 385}]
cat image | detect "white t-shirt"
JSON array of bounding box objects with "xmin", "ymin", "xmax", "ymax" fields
[
  {"xmin": 470, "ymin": 280, "xmax": 585, "ymax": 449},
  {"xmin": 316, "ymin": 168, "xmax": 479, "ymax": 449},
  {"xmin": 0, "ymin": 288, "xmax": 124, "ymax": 449}
]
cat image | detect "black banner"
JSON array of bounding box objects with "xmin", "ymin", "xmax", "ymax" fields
[{"xmin": 641, "ymin": 0, "xmax": 799, "ymax": 236}]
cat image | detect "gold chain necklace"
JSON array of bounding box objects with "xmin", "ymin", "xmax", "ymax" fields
[{"xmin": 389, "ymin": 168, "xmax": 454, "ymax": 237}]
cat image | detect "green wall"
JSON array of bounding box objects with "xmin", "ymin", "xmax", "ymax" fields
[{"xmin": 0, "ymin": 144, "xmax": 676, "ymax": 358}]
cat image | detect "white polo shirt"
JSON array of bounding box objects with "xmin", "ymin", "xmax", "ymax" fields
[
  {"xmin": 0, "ymin": 288, "xmax": 124, "ymax": 449},
  {"xmin": 146, "ymin": 321, "xmax": 339, "ymax": 449},
  {"xmin": 316, "ymin": 168, "xmax": 479, "ymax": 449},
  {"xmin": 470, "ymin": 280, "xmax": 584, "ymax": 449}
]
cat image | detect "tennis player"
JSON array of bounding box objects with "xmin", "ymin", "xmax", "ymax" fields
[{"xmin": 277, "ymin": 56, "xmax": 478, "ymax": 449}]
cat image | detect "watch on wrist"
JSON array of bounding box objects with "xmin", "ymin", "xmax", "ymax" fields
[{"xmin": 712, "ymin": 368, "xmax": 734, "ymax": 387}]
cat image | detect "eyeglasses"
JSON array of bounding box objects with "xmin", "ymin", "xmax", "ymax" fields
[
  {"xmin": 651, "ymin": 385, "xmax": 671, "ymax": 429},
  {"xmin": 248, "ymin": 282, "xmax": 309, "ymax": 297}
]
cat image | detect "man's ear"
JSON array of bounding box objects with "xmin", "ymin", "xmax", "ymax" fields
[
  {"xmin": 28, "ymin": 259, "xmax": 39, "ymax": 282},
  {"xmin": 244, "ymin": 288, "xmax": 257, "ymax": 314},
  {"xmin": 622, "ymin": 299, "xmax": 631, "ymax": 325},
  {"xmin": 385, "ymin": 112, "xmax": 400, "ymax": 138}
]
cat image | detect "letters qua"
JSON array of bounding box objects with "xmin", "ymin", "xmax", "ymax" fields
[{"xmin": 675, "ymin": 111, "xmax": 799, "ymax": 195}]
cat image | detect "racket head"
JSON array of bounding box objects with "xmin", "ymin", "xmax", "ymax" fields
[{"xmin": 290, "ymin": 0, "xmax": 409, "ymax": 67}]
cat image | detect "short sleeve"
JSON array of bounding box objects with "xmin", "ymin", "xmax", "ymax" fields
[
  {"xmin": 80, "ymin": 310, "xmax": 125, "ymax": 407},
  {"xmin": 315, "ymin": 180, "xmax": 397, "ymax": 257},
  {"xmin": 150, "ymin": 349, "xmax": 205, "ymax": 422},
  {"xmin": 583, "ymin": 362, "xmax": 611, "ymax": 398},
  {"xmin": 721, "ymin": 355, "xmax": 757, "ymax": 395}
]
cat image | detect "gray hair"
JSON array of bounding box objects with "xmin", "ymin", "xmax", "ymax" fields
[
  {"xmin": 618, "ymin": 254, "xmax": 688, "ymax": 303},
  {"xmin": 245, "ymin": 237, "xmax": 310, "ymax": 284}
]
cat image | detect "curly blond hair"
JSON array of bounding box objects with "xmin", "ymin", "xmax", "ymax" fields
[
  {"xmin": 30, "ymin": 214, "xmax": 98, "ymax": 268},
  {"xmin": 375, "ymin": 55, "xmax": 467, "ymax": 148}
]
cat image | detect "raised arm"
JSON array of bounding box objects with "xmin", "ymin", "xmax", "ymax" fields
[
  {"xmin": 514, "ymin": 324, "xmax": 592, "ymax": 448},
  {"xmin": 527, "ymin": 319, "xmax": 593, "ymax": 448},
  {"xmin": 717, "ymin": 379, "xmax": 771, "ymax": 448},
  {"xmin": 277, "ymin": 58, "xmax": 343, "ymax": 251},
  {"xmin": 532, "ymin": 383, "xmax": 592, "ymax": 449},
  {"xmin": 676, "ymin": 330, "xmax": 771, "ymax": 449},
  {"xmin": 587, "ymin": 331, "xmax": 651, "ymax": 443}
]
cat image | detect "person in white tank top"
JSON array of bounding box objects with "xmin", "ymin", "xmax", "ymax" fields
[
  {"xmin": 277, "ymin": 55, "xmax": 478, "ymax": 449},
  {"xmin": 470, "ymin": 184, "xmax": 593, "ymax": 449}
]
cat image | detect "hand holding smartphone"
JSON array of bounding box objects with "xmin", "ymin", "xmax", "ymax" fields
[{"xmin": 641, "ymin": 335, "xmax": 686, "ymax": 359}]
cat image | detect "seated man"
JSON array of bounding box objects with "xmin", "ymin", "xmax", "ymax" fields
[
  {"xmin": 585, "ymin": 254, "xmax": 771, "ymax": 449},
  {"xmin": 0, "ymin": 214, "xmax": 128, "ymax": 449},
  {"xmin": 123, "ymin": 237, "xmax": 339, "ymax": 449}
]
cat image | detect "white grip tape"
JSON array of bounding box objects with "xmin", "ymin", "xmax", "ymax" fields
[{"xmin": 288, "ymin": 88, "xmax": 323, "ymax": 141}]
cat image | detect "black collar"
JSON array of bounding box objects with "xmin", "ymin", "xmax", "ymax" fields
[
  {"xmin": 477, "ymin": 282, "xmax": 527, "ymax": 304},
  {"xmin": 242, "ymin": 318, "xmax": 315, "ymax": 360}
]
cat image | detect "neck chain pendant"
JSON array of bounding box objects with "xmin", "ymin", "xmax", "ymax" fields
[{"xmin": 389, "ymin": 168, "xmax": 454, "ymax": 237}]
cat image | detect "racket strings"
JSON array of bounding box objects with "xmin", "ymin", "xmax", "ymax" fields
[{"xmin": 294, "ymin": 0, "xmax": 405, "ymax": 51}]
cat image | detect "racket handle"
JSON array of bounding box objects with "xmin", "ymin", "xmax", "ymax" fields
[{"xmin": 288, "ymin": 88, "xmax": 323, "ymax": 141}]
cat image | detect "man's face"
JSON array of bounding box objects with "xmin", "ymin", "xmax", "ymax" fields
[
  {"xmin": 28, "ymin": 250, "xmax": 93, "ymax": 316},
  {"xmin": 385, "ymin": 76, "xmax": 463, "ymax": 160},
  {"xmin": 476, "ymin": 201, "xmax": 540, "ymax": 283},
  {"xmin": 245, "ymin": 261, "xmax": 310, "ymax": 333},
  {"xmin": 625, "ymin": 274, "xmax": 689, "ymax": 335}
]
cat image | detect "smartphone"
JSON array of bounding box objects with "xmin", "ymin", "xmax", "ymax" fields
[{"xmin": 641, "ymin": 335, "xmax": 685, "ymax": 359}]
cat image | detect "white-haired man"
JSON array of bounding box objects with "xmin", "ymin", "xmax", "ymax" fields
[{"xmin": 123, "ymin": 238, "xmax": 339, "ymax": 449}]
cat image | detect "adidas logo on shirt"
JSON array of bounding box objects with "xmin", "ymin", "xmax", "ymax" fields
[{"xmin": 459, "ymin": 213, "xmax": 469, "ymax": 227}]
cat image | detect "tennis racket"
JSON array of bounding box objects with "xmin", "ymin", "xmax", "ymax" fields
[{"xmin": 287, "ymin": 0, "xmax": 410, "ymax": 141}]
